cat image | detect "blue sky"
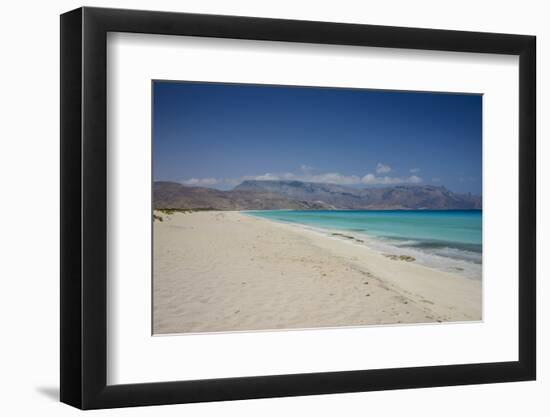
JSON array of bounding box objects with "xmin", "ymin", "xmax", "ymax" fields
[{"xmin": 153, "ymin": 81, "xmax": 482, "ymax": 195}]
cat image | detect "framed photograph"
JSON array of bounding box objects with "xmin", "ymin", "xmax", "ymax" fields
[{"xmin": 60, "ymin": 7, "xmax": 536, "ymax": 409}]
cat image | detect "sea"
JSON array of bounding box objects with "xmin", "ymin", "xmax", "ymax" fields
[{"xmin": 245, "ymin": 210, "xmax": 482, "ymax": 280}]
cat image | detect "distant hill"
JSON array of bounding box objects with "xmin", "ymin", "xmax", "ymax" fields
[
  {"xmin": 234, "ymin": 180, "xmax": 481, "ymax": 209},
  {"xmin": 154, "ymin": 180, "xmax": 482, "ymax": 210},
  {"xmin": 153, "ymin": 181, "xmax": 331, "ymax": 210}
]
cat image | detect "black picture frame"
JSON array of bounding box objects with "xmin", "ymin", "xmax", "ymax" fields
[{"xmin": 60, "ymin": 6, "xmax": 536, "ymax": 410}]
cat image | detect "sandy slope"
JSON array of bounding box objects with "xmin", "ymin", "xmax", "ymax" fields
[{"xmin": 153, "ymin": 211, "xmax": 481, "ymax": 334}]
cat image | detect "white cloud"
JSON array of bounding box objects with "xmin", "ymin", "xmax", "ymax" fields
[
  {"xmin": 362, "ymin": 173, "xmax": 422, "ymax": 185},
  {"xmin": 247, "ymin": 171, "xmax": 361, "ymax": 185},
  {"xmin": 305, "ymin": 172, "xmax": 361, "ymax": 185},
  {"xmin": 181, "ymin": 177, "xmax": 219, "ymax": 186},
  {"xmin": 300, "ymin": 164, "xmax": 314, "ymax": 173},
  {"xmin": 376, "ymin": 162, "xmax": 392, "ymax": 174},
  {"xmin": 410, "ymin": 168, "xmax": 421, "ymax": 173},
  {"xmin": 249, "ymin": 173, "xmax": 283, "ymax": 181},
  {"xmin": 182, "ymin": 167, "xmax": 424, "ymax": 188}
]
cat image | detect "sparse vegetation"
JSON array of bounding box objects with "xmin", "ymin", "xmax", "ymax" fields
[
  {"xmin": 153, "ymin": 214, "xmax": 163, "ymax": 222},
  {"xmin": 156, "ymin": 207, "xmax": 217, "ymax": 215}
]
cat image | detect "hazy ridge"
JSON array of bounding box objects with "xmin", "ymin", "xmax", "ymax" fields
[{"xmin": 154, "ymin": 180, "xmax": 481, "ymax": 210}]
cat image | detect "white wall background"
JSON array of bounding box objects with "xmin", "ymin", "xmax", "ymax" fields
[{"xmin": 0, "ymin": 0, "xmax": 545, "ymax": 415}]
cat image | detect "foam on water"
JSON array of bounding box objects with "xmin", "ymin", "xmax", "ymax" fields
[{"xmin": 246, "ymin": 210, "xmax": 482, "ymax": 280}]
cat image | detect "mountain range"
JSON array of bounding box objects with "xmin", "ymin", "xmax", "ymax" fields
[{"xmin": 154, "ymin": 180, "xmax": 482, "ymax": 210}]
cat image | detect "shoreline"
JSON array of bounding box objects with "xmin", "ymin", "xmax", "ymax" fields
[
  {"xmin": 243, "ymin": 210, "xmax": 482, "ymax": 280},
  {"xmin": 153, "ymin": 210, "xmax": 482, "ymax": 334}
]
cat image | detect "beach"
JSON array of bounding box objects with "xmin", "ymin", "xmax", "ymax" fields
[{"xmin": 153, "ymin": 211, "xmax": 482, "ymax": 334}]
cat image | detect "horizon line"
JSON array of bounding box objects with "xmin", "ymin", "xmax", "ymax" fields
[{"xmin": 153, "ymin": 179, "xmax": 482, "ymax": 196}]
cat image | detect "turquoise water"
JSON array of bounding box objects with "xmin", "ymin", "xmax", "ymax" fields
[{"xmin": 246, "ymin": 210, "xmax": 482, "ymax": 278}]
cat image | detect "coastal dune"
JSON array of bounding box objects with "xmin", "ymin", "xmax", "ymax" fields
[{"xmin": 153, "ymin": 211, "xmax": 481, "ymax": 334}]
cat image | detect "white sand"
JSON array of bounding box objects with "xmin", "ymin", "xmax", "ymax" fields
[{"xmin": 153, "ymin": 211, "xmax": 481, "ymax": 334}]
